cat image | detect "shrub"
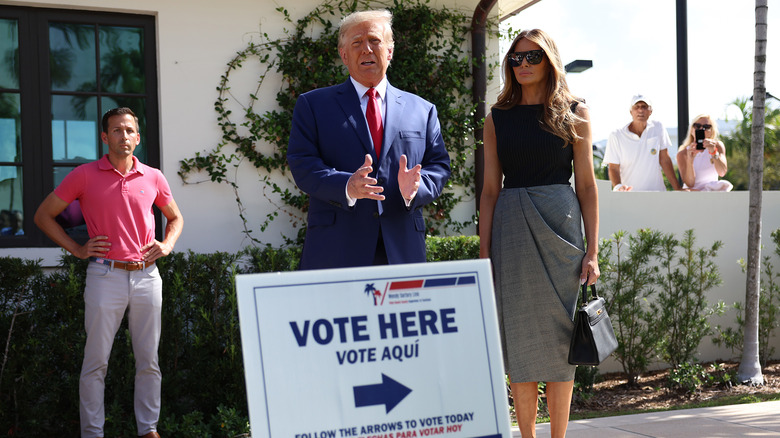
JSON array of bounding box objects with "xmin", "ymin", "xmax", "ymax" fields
[
  {"xmin": 598, "ymin": 229, "xmax": 664, "ymax": 386},
  {"xmin": 0, "ymin": 255, "xmax": 85, "ymax": 436},
  {"xmin": 712, "ymin": 228, "xmax": 780, "ymax": 366},
  {"xmin": 667, "ymin": 362, "xmax": 736, "ymax": 396},
  {"xmin": 0, "ymin": 252, "xmax": 250, "ymax": 436},
  {"xmin": 0, "ymin": 259, "xmax": 35, "ymax": 433},
  {"xmin": 244, "ymin": 244, "xmax": 302, "ymax": 272},
  {"xmin": 655, "ymin": 230, "xmax": 724, "ymax": 368},
  {"xmin": 238, "ymin": 235, "xmax": 478, "ymax": 271},
  {"xmin": 573, "ymin": 366, "xmax": 601, "ymax": 402},
  {"xmin": 156, "ymin": 250, "xmax": 249, "ymax": 435},
  {"xmin": 599, "ymin": 229, "xmax": 726, "ymax": 385},
  {"xmin": 425, "ymin": 235, "xmax": 480, "ymax": 261},
  {"xmin": 667, "ymin": 362, "xmax": 709, "ymax": 395}
]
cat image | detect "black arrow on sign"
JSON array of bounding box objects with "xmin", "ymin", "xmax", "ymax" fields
[{"xmin": 353, "ymin": 374, "xmax": 412, "ymax": 413}]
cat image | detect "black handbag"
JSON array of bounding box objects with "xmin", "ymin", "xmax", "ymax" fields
[{"xmin": 568, "ymin": 283, "xmax": 618, "ymax": 366}]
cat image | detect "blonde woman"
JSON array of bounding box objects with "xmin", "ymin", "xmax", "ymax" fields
[
  {"xmin": 677, "ymin": 114, "xmax": 732, "ymax": 191},
  {"xmin": 479, "ymin": 29, "xmax": 599, "ymax": 438}
]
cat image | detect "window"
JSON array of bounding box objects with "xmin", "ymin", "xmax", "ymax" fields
[{"xmin": 0, "ymin": 6, "xmax": 158, "ymax": 248}]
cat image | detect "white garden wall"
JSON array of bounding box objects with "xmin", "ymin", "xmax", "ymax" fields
[{"xmin": 595, "ymin": 179, "xmax": 780, "ymax": 372}]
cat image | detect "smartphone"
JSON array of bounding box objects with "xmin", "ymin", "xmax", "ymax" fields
[{"xmin": 695, "ymin": 129, "xmax": 705, "ymax": 150}]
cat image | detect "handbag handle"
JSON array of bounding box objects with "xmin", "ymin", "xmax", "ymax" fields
[{"xmin": 581, "ymin": 282, "xmax": 598, "ymax": 305}]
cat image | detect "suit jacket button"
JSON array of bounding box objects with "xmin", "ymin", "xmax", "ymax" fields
[
  {"xmin": 377, "ymin": 178, "xmax": 384, "ymax": 185},
  {"xmin": 373, "ymin": 212, "xmax": 379, "ymax": 218}
]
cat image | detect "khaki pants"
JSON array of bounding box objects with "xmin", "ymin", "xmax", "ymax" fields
[{"xmin": 80, "ymin": 261, "xmax": 162, "ymax": 438}]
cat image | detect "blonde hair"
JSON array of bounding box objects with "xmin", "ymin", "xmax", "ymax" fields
[
  {"xmin": 493, "ymin": 29, "xmax": 583, "ymax": 145},
  {"xmin": 338, "ymin": 10, "xmax": 394, "ymax": 50},
  {"xmin": 679, "ymin": 113, "xmax": 720, "ymax": 151}
]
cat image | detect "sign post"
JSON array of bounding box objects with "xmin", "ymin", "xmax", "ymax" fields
[{"xmin": 236, "ymin": 259, "xmax": 511, "ymax": 438}]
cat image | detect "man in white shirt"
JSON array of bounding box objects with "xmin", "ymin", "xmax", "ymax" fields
[{"xmin": 603, "ymin": 95, "xmax": 681, "ymax": 191}]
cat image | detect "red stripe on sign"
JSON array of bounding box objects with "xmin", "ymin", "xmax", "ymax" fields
[
  {"xmin": 390, "ymin": 280, "xmax": 424, "ymax": 290},
  {"xmin": 380, "ymin": 283, "xmax": 390, "ymax": 305}
]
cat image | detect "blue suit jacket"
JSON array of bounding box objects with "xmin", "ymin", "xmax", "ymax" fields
[{"xmin": 287, "ymin": 79, "xmax": 451, "ymax": 269}]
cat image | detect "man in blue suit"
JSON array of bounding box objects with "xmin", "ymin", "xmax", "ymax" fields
[{"xmin": 287, "ymin": 9, "xmax": 451, "ymax": 270}]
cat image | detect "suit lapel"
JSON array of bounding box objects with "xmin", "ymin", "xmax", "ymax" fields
[
  {"xmin": 382, "ymin": 84, "xmax": 405, "ymax": 164},
  {"xmin": 335, "ymin": 80, "xmax": 374, "ymax": 156}
]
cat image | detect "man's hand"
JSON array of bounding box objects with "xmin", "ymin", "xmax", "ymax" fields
[
  {"xmin": 75, "ymin": 235, "xmax": 111, "ymax": 260},
  {"xmin": 398, "ymin": 154, "xmax": 422, "ymax": 203},
  {"xmin": 141, "ymin": 239, "xmax": 173, "ymax": 263},
  {"xmin": 347, "ymin": 154, "xmax": 385, "ymax": 201}
]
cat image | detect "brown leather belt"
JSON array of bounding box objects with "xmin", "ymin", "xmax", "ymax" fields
[{"xmin": 89, "ymin": 257, "xmax": 155, "ymax": 271}]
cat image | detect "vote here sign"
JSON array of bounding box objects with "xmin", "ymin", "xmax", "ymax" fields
[{"xmin": 236, "ymin": 259, "xmax": 511, "ymax": 438}]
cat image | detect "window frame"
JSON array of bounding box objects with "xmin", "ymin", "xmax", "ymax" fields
[{"xmin": 0, "ymin": 5, "xmax": 159, "ymax": 248}]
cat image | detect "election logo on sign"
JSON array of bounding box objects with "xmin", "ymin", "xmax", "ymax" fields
[
  {"xmin": 364, "ymin": 283, "xmax": 382, "ymax": 306},
  {"xmin": 364, "ymin": 276, "xmax": 477, "ymax": 307},
  {"xmin": 236, "ymin": 260, "xmax": 511, "ymax": 438}
]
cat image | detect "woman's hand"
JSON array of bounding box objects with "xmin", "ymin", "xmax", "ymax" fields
[
  {"xmin": 580, "ymin": 252, "xmax": 600, "ymax": 286},
  {"xmin": 704, "ymin": 138, "xmax": 719, "ymax": 156},
  {"xmin": 686, "ymin": 144, "xmax": 702, "ymax": 157}
]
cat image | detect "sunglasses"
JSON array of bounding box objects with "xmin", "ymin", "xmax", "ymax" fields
[
  {"xmin": 507, "ymin": 50, "xmax": 545, "ymax": 67},
  {"xmin": 693, "ymin": 123, "xmax": 712, "ymax": 130}
]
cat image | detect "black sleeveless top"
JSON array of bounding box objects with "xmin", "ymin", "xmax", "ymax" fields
[{"xmin": 492, "ymin": 104, "xmax": 574, "ymax": 188}]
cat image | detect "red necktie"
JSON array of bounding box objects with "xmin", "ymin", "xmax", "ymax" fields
[{"xmin": 366, "ymin": 88, "xmax": 383, "ymax": 157}]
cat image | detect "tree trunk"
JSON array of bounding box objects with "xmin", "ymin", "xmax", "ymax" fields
[{"xmin": 737, "ymin": 0, "xmax": 768, "ymax": 385}]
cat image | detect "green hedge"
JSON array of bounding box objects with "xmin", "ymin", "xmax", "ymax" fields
[
  {"xmin": 426, "ymin": 235, "xmax": 480, "ymax": 261},
  {"xmin": 0, "ymin": 252, "xmax": 253, "ymax": 437},
  {"xmin": 0, "ymin": 236, "xmax": 479, "ymax": 436}
]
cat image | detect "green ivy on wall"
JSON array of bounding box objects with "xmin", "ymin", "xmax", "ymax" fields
[{"xmin": 178, "ymin": 0, "xmax": 495, "ymax": 245}]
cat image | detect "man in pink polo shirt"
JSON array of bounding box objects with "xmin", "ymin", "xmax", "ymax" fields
[{"xmin": 35, "ymin": 107, "xmax": 183, "ymax": 438}]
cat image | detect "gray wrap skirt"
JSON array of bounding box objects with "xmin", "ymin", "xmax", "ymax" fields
[{"xmin": 491, "ymin": 184, "xmax": 585, "ymax": 383}]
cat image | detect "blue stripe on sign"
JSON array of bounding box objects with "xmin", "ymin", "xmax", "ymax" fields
[
  {"xmin": 424, "ymin": 277, "xmax": 458, "ymax": 287},
  {"xmin": 457, "ymin": 276, "xmax": 476, "ymax": 285}
]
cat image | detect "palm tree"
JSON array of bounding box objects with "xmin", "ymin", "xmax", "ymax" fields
[
  {"xmin": 737, "ymin": 0, "xmax": 768, "ymax": 385},
  {"xmin": 720, "ymin": 98, "xmax": 780, "ymax": 190},
  {"xmin": 364, "ymin": 283, "xmax": 378, "ymax": 305}
]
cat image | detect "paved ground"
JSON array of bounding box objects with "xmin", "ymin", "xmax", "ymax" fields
[{"xmin": 512, "ymin": 400, "xmax": 780, "ymax": 437}]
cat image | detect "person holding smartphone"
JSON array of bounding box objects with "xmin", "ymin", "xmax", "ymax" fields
[
  {"xmin": 603, "ymin": 95, "xmax": 681, "ymax": 192},
  {"xmin": 676, "ymin": 114, "xmax": 732, "ymax": 191}
]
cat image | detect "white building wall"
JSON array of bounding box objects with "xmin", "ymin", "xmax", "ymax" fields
[
  {"xmin": 5, "ymin": 0, "xmax": 329, "ymax": 258},
  {"xmin": 3, "ymin": 0, "xmax": 485, "ymax": 258}
]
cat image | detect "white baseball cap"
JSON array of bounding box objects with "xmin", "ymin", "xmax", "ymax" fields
[{"xmin": 630, "ymin": 94, "xmax": 652, "ymax": 107}]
